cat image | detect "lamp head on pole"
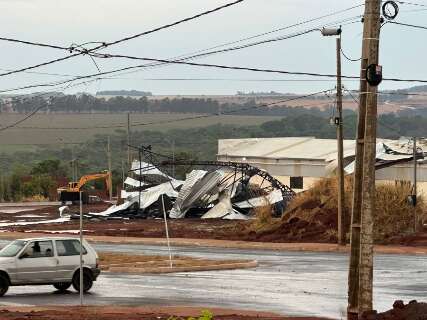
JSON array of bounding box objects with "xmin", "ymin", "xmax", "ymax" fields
[{"xmin": 321, "ymin": 27, "xmax": 342, "ymax": 37}]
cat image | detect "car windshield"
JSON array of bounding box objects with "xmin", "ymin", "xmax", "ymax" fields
[{"xmin": 0, "ymin": 240, "xmax": 27, "ymax": 257}]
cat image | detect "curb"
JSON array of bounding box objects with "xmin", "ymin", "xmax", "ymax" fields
[
  {"xmin": 0, "ymin": 232, "xmax": 426, "ymax": 255},
  {"xmin": 106, "ymin": 260, "xmax": 258, "ymax": 274}
]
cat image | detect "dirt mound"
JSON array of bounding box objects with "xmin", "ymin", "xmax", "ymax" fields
[
  {"xmin": 245, "ymin": 178, "xmax": 427, "ymax": 244},
  {"xmin": 245, "ymin": 205, "xmax": 338, "ymax": 243},
  {"xmin": 369, "ymin": 300, "xmax": 427, "ymax": 320}
]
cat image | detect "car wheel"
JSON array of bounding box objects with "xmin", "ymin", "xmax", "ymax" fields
[
  {"xmin": 0, "ymin": 275, "xmax": 9, "ymax": 297},
  {"xmin": 72, "ymin": 269, "xmax": 93, "ymax": 293},
  {"xmin": 53, "ymin": 282, "xmax": 71, "ymax": 292}
]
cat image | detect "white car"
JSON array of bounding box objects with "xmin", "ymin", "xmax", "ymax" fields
[{"xmin": 0, "ymin": 237, "xmax": 100, "ymax": 296}]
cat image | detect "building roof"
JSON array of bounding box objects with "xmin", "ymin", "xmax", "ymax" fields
[{"xmin": 218, "ymin": 137, "xmax": 358, "ymax": 161}]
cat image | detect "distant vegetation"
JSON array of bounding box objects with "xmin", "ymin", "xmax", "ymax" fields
[
  {"xmin": 3, "ymin": 93, "xmax": 338, "ymax": 116},
  {"xmin": 96, "ymin": 90, "xmax": 152, "ymax": 97}
]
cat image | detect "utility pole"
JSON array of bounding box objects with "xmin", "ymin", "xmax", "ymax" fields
[
  {"xmin": 413, "ymin": 137, "xmax": 418, "ymax": 232},
  {"xmin": 320, "ymin": 27, "xmax": 345, "ymax": 246},
  {"xmin": 138, "ymin": 146, "xmax": 142, "ymax": 212},
  {"xmin": 348, "ymin": 0, "xmax": 382, "ymax": 318},
  {"xmin": 107, "ymin": 136, "xmax": 113, "ymax": 201},
  {"xmin": 127, "ymin": 113, "xmax": 131, "ymax": 169},
  {"xmin": 71, "ymin": 148, "xmax": 76, "ymax": 182},
  {"xmin": 172, "ymin": 140, "xmax": 175, "ymax": 177},
  {"xmin": 336, "ymin": 35, "xmax": 345, "ymax": 246}
]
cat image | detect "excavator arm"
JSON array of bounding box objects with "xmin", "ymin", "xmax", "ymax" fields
[{"xmin": 75, "ymin": 172, "xmax": 112, "ymax": 191}]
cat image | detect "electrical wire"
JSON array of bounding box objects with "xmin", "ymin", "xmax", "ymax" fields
[
  {"xmin": 397, "ymin": 1, "xmax": 427, "ymax": 8},
  {"xmin": 347, "ymin": 89, "xmax": 427, "ymax": 97},
  {"xmin": 0, "ymin": 11, "xmax": 363, "ymax": 95},
  {"xmin": 100, "ymin": 15, "xmax": 363, "ymax": 79},
  {"xmin": 0, "ymin": 78, "xmax": 100, "ymax": 132},
  {"xmin": 0, "ymin": 7, "xmax": 362, "ymax": 90},
  {"xmin": 340, "ymin": 34, "xmax": 361, "ymax": 62},
  {"xmin": 0, "ymin": 0, "xmax": 245, "ymax": 78},
  {"xmin": 161, "ymin": 4, "xmax": 364, "ymax": 60},
  {"xmin": 94, "ymin": 52, "xmax": 427, "ymax": 84},
  {"xmin": 340, "ymin": 47, "xmax": 362, "ymax": 61},
  {"xmin": 344, "ymin": 88, "xmax": 402, "ymax": 136},
  {"xmin": 0, "ymin": 15, "xmax": 363, "ymax": 94},
  {"xmin": 94, "ymin": 53, "xmax": 361, "ymax": 79},
  {"xmin": 98, "ymin": 77, "xmax": 358, "ymax": 82},
  {"xmin": 388, "ymin": 20, "xmax": 427, "ymax": 31}
]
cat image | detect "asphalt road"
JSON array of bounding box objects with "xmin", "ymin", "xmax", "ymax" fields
[{"xmin": 0, "ymin": 241, "xmax": 425, "ymax": 319}]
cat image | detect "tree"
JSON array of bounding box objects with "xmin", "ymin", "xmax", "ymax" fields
[{"xmin": 31, "ymin": 159, "xmax": 67, "ymax": 178}]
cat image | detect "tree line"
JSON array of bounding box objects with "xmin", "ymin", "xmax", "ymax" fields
[{"xmin": 3, "ymin": 93, "xmax": 344, "ymax": 117}]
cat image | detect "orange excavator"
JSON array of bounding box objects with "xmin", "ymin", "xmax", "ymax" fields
[{"xmin": 57, "ymin": 171, "xmax": 112, "ymax": 204}]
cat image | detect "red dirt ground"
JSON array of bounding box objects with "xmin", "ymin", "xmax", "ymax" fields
[
  {"xmin": 0, "ymin": 306, "xmax": 330, "ymax": 320},
  {"xmin": 1, "ymin": 203, "xmax": 427, "ymax": 246}
]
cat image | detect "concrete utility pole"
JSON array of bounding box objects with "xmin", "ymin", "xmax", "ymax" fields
[
  {"xmin": 127, "ymin": 113, "xmax": 131, "ymax": 168},
  {"xmin": 413, "ymin": 137, "xmax": 418, "ymax": 232},
  {"xmin": 107, "ymin": 136, "xmax": 113, "ymax": 201},
  {"xmin": 320, "ymin": 27, "xmax": 345, "ymax": 246},
  {"xmin": 79, "ymin": 191, "xmax": 84, "ymax": 306},
  {"xmin": 347, "ymin": 53, "xmax": 369, "ymax": 320},
  {"xmin": 348, "ymin": 0, "xmax": 382, "ymax": 318},
  {"xmin": 172, "ymin": 139, "xmax": 175, "ymax": 177},
  {"xmin": 336, "ymin": 36, "xmax": 346, "ymax": 246}
]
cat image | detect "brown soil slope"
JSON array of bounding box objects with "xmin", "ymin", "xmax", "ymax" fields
[{"xmin": 246, "ymin": 178, "xmax": 427, "ymax": 244}]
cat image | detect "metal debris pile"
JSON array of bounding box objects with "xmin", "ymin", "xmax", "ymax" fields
[
  {"xmin": 326, "ymin": 137, "xmax": 425, "ymax": 174},
  {"xmin": 89, "ymin": 158, "xmax": 295, "ymax": 220}
]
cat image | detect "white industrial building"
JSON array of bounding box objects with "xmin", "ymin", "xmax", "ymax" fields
[{"xmin": 217, "ymin": 137, "xmax": 427, "ymax": 194}]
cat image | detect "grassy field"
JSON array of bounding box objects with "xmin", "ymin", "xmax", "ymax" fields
[{"xmin": 0, "ymin": 113, "xmax": 276, "ymax": 153}]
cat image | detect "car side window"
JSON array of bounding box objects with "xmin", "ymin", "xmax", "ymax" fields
[
  {"xmin": 56, "ymin": 240, "xmax": 87, "ymax": 256},
  {"xmin": 21, "ymin": 241, "xmax": 54, "ymax": 258}
]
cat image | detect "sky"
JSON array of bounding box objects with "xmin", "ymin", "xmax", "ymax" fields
[{"xmin": 0, "ymin": 0, "xmax": 426, "ymax": 96}]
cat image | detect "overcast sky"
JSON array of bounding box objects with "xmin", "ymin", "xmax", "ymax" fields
[{"xmin": 0, "ymin": 0, "xmax": 426, "ymax": 95}]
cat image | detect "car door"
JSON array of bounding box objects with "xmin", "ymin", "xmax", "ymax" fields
[
  {"xmin": 15, "ymin": 240, "xmax": 58, "ymax": 283},
  {"xmin": 55, "ymin": 239, "xmax": 87, "ymax": 281}
]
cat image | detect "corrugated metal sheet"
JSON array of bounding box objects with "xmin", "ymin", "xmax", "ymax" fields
[{"xmin": 169, "ymin": 170, "xmax": 207, "ymax": 219}]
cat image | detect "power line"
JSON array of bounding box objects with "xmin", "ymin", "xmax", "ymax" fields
[
  {"xmin": 162, "ymin": 3, "xmax": 364, "ymax": 60},
  {"xmin": 340, "ymin": 34, "xmax": 361, "ymax": 62},
  {"xmin": 340, "ymin": 47, "xmax": 362, "ymax": 61},
  {"xmin": 0, "ymin": 27, "xmax": 324, "ymax": 94},
  {"xmin": 397, "ymin": 1, "xmax": 427, "ymax": 8},
  {"xmin": 0, "ymin": 78, "xmax": 100, "ymax": 132},
  {"xmin": 0, "ymin": 12, "xmax": 363, "ymax": 94},
  {"xmin": 93, "ymin": 51, "xmax": 427, "ymax": 84},
  {"xmin": 344, "ymin": 88, "xmax": 402, "ymax": 136},
  {"xmin": 0, "ymin": 0, "xmax": 245, "ymax": 78},
  {"xmin": 388, "ymin": 20, "xmax": 427, "ymax": 31},
  {"xmin": 95, "ymin": 53, "xmax": 360, "ymax": 79},
  {"xmin": 0, "ymin": 5, "xmax": 363, "ymax": 88},
  {"xmin": 347, "ymin": 89, "xmax": 427, "ymax": 97},
  {"xmin": 0, "ymin": 68, "xmax": 76, "ymax": 78},
  {"xmin": 0, "ymin": 15, "xmax": 363, "ymax": 94},
  {"xmin": 98, "ymin": 77, "xmax": 359, "ymax": 82},
  {"xmin": 99, "ymin": 15, "xmax": 362, "ymax": 80}
]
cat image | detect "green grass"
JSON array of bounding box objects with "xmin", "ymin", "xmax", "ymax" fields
[{"xmin": 0, "ymin": 113, "xmax": 276, "ymax": 151}]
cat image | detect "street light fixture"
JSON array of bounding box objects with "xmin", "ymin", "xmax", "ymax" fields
[{"xmin": 321, "ymin": 26, "xmax": 345, "ymax": 246}]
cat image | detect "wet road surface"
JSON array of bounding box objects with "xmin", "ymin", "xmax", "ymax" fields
[{"xmin": 0, "ymin": 240, "xmax": 425, "ymax": 318}]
